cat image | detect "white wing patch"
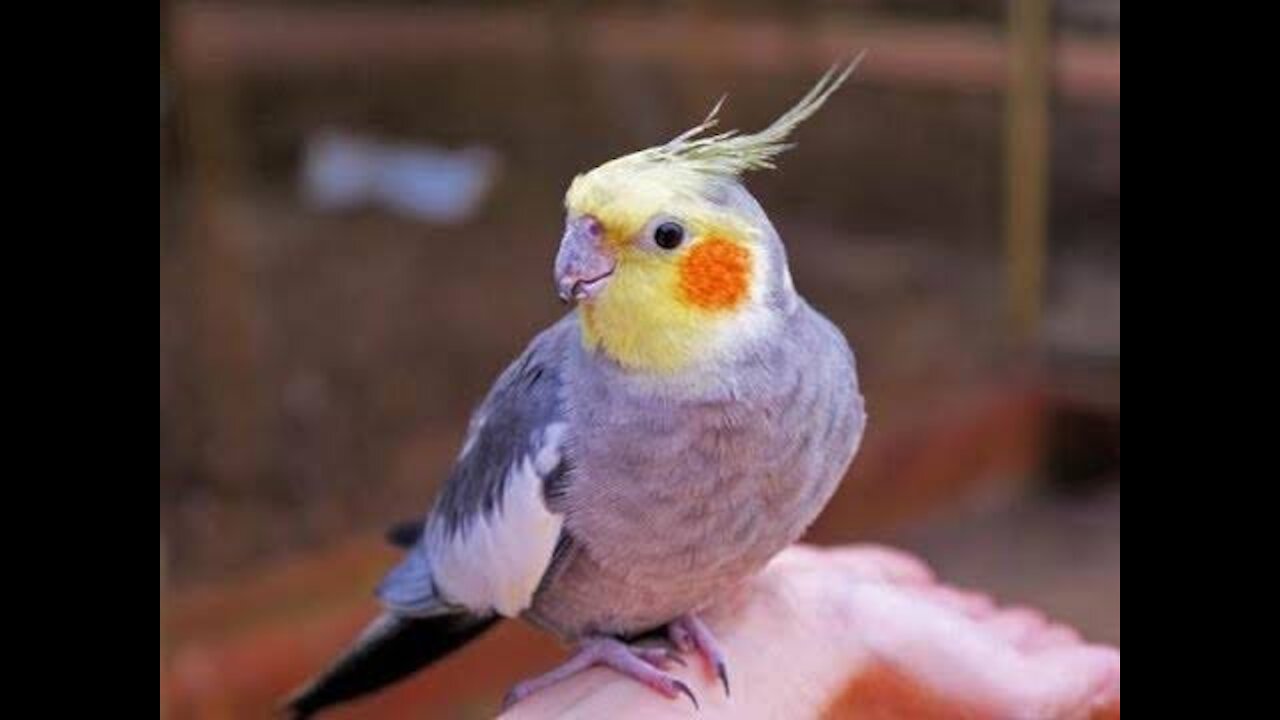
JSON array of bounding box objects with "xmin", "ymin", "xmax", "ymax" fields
[
  {"xmin": 456, "ymin": 410, "xmax": 487, "ymax": 461},
  {"xmin": 430, "ymin": 422, "xmax": 567, "ymax": 617}
]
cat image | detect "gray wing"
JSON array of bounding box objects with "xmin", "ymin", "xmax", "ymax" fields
[{"xmin": 378, "ymin": 318, "xmax": 573, "ymax": 618}]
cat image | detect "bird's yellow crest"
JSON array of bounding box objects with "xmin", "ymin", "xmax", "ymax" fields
[{"xmin": 564, "ymin": 58, "xmax": 862, "ymax": 373}]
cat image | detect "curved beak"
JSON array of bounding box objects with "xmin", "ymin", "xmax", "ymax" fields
[{"xmin": 554, "ymin": 215, "xmax": 615, "ymax": 304}]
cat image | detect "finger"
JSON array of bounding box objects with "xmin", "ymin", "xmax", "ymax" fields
[
  {"xmin": 916, "ymin": 585, "xmax": 998, "ymax": 619},
  {"xmin": 846, "ymin": 582, "xmax": 1119, "ymax": 719},
  {"xmin": 1011, "ymin": 644, "xmax": 1121, "ymax": 717},
  {"xmin": 1021, "ymin": 623, "xmax": 1083, "ymax": 653},
  {"xmin": 810, "ymin": 544, "xmax": 937, "ymax": 584},
  {"xmin": 981, "ymin": 607, "xmax": 1048, "ymax": 647}
]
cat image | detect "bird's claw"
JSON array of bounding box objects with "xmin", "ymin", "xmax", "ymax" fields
[
  {"xmin": 672, "ymin": 678, "xmax": 700, "ymax": 710},
  {"xmin": 670, "ymin": 613, "xmax": 732, "ymax": 699},
  {"xmin": 502, "ymin": 636, "xmax": 703, "ymax": 712}
]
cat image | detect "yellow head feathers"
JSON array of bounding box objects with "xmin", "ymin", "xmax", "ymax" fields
[
  {"xmin": 565, "ymin": 56, "xmax": 862, "ymax": 224},
  {"xmin": 624, "ymin": 55, "xmax": 861, "ymax": 177},
  {"xmin": 560, "ymin": 59, "xmax": 861, "ymax": 374}
]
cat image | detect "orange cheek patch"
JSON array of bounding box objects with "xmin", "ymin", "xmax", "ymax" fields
[{"xmin": 677, "ymin": 237, "xmax": 751, "ymax": 310}]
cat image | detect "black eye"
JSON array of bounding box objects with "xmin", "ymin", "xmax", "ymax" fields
[{"xmin": 653, "ymin": 222, "xmax": 684, "ymax": 250}]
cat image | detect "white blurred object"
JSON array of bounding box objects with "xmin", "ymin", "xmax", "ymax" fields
[{"xmin": 302, "ymin": 131, "xmax": 500, "ymax": 224}]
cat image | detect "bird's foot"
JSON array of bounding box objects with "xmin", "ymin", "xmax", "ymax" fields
[
  {"xmin": 502, "ymin": 636, "xmax": 697, "ymax": 711},
  {"xmin": 669, "ymin": 613, "xmax": 731, "ymax": 697}
]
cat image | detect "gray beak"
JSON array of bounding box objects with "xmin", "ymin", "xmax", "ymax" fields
[{"xmin": 554, "ymin": 215, "xmax": 615, "ymax": 304}]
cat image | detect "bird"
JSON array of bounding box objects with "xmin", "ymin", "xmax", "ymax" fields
[{"xmin": 284, "ymin": 58, "xmax": 869, "ymax": 718}]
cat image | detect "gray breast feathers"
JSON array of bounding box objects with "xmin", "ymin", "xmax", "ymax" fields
[{"xmin": 378, "ymin": 320, "xmax": 573, "ymax": 618}]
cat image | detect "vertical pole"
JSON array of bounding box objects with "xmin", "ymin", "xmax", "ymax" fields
[
  {"xmin": 1005, "ymin": 0, "xmax": 1052, "ymax": 342},
  {"xmin": 171, "ymin": 6, "xmax": 268, "ymax": 500},
  {"xmin": 159, "ymin": 4, "xmax": 172, "ymax": 711}
]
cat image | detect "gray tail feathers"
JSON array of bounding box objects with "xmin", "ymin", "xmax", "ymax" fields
[
  {"xmin": 376, "ymin": 543, "xmax": 439, "ymax": 616},
  {"xmin": 282, "ymin": 611, "xmax": 500, "ymax": 718}
]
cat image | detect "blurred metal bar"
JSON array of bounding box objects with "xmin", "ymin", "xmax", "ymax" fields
[
  {"xmin": 160, "ymin": 3, "xmax": 172, "ymax": 709},
  {"xmin": 1004, "ymin": 0, "xmax": 1053, "ymax": 342},
  {"xmin": 170, "ymin": 5, "xmax": 1118, "ymax": 103},
  {"xmin": 169, "ymin": 12, "xmax": 270, "ymax": 496}
]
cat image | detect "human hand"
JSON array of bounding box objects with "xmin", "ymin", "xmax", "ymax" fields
[{"xmin": 501, "ymin": 544, "xmax": 1119, "ymax": 719}]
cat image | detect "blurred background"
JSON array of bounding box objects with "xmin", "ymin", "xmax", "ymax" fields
[{"xmin": 159, "ymin": 0, "xmax": 1119, "ymax": 717}]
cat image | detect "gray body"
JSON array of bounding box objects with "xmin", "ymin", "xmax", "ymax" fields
[{"xmin": 524, "ymin": 302, "xmax": 862, "ymax": 638}]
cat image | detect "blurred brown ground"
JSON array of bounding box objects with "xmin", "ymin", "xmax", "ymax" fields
[{"xmin": 160, "ymin": 3, "xmax": 1118, "ymax": 717}]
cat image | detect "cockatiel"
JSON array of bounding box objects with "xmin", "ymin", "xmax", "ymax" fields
[{"xmin": 286, "ymin": 60, "xmax": 868, "ymax": 717}]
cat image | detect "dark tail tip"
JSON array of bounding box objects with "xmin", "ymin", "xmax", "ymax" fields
[
  {"xmin": 281, "ymin": 612, "xmax": 499, "ymax": 718},
  {"xmin": 278, "ymin": 695, "xmax": 314, "ymax": 720}
]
